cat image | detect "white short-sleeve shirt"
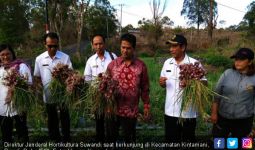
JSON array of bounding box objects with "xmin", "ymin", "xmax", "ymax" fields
[
  {"xmin": 0, "ymin": 63, "xmax": 32, "ymax": 116},
  {"xmin": 34, "ymin": 51, "xmax": 72, "ymax": 103},
  {"xmin": 84, "ymin": 51, "xmax": 117, "ymax": 81},
  {"xmin": 160, "ymin": 54, "xmax": 206, "ymax": 118}
]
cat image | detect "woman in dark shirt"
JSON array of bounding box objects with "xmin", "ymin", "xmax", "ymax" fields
[{"xmin": 211, "ymin": 48, "xmax": 255, "ymax": 143}]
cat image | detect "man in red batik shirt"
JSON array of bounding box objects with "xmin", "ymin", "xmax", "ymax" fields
[{"xmin": 106, "ymin": 33, "xmax": 150, "ymax": 142}]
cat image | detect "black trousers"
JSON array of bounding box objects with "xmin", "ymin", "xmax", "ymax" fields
[
  {"xmin": 95, "ymin": 114, "xmax": 105, "ymax": 142},
  {"xmin": 164, "ymin": 115, "xmax": 196, "ymax": 143},
  {"xmin": 212, "ymin": 114, "xmax": 253, "ymax": 148},
  {"xmin": 106, "ymin": 115, "xmax": 137, "ymax": 143},
  {"xmin": 46, "ymin": 103, "xmax": 70, "ymax": 142},
  {"xmin": 0, "ymin": 114, "xmax": 28, "ymax": 143}
]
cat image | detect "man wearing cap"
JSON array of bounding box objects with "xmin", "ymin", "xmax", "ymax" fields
[
  {"xmin": 159, "ymin": 34, "xmax": 206, "ymax": 143},
  {"xmin": 211, "ymin": 48, "xmax": 255, "ymax": 143}
]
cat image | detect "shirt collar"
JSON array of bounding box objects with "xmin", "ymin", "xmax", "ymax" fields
[
  {"xmin": 119, "ymin": 56, "xmax": 136, "ymax": 66},
  {"xmin": 44, "ymin": 51, "xmax": 61, "ymax": 59},
  {"xmin": 172, "ymin": 53, "xmax": 190, "ymax": 65},
  {"xmin": 95, "ymin": 50, "xmax": 106, "ymax": 60}
]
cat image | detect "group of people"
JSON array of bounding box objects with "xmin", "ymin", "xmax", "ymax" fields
[
  {"xmin": 160, "ymin": 34, "xmax": 255, "ymax": 147},
  {"xmin": 0, "ymin": 32, "xmax": 254, "ymax": 146}
]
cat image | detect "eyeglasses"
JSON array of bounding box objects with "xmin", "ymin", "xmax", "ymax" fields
[{"xmin": 47, "ymin": 45, "xmax": 58, "ymax": 49}]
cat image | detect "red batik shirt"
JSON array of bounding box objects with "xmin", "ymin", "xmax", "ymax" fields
[{"xmin": 107, "ymin": 57, "xmax": 150, "ymax": 118}]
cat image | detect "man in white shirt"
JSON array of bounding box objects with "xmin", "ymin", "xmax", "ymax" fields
[
  {"xmin": 34, "ymin": 32, "xmax": 72, "ymax": 142},
  {"xmin": 84, "ymin": 34, "xmax": 117, "ymax": 143},
  {"xmin": 159, "ymin": 34, "xmax": 206, "ymax": 143}
]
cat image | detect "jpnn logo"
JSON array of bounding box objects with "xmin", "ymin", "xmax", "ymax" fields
[
  {"xmin": 242, "ymin": 138, "xmax": 252, "ymax": 149},
  {"xmin": 214, "ymin": 138, "xmax": 225, "ymax": 149},
  {"xmin": 227, "ymin": 138, "xmax": 238, "ymax": 149}
]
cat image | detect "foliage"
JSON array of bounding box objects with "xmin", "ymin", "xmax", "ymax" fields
[
  {"xmin": 0, "ymin": 0, "xmax": 29, "ymax": 45},
  {"xmin": 243, "ymin": 1, "xmax": 255, "ymax": 34},
  {"xmin": 139, "ymin": 57, "xmax": 165, "ymax": 125},
  {"xmin": 121, "ymin": 24, "xmax": 135, "ymax": 34},
  {"xmin": 84, "ymin": 5, "xmax": 118, "ymax": 39},
  {"xmin": 181, "ymin": 0, "xmax": 218, "ymax": 33},
  {"xmin": 205, "ymin": 54, "xmax": 232, "ymax": 69}
]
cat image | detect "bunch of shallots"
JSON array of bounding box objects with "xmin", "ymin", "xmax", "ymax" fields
[
  {"xmin": 51, "ymin": 63, "xmax": 73, "ymax": 82},
  {"xmin": 49, "ymin": 63, "xmax": 85, "ymax": 108},
  {"xmin": 177, "ymin": 62, "xmax": 212, "ymax": 123},
  {"xmin": 3, "ymin": 67, "xmax": 34, "ymax": 114},
  {"xmin": 179, "ymin": 62, "xmax": 206, "ymax": 88},
  {"xmin": 3, "ymin": 68, "xmax": 28, "ymax": 88},
  {"xmin": 65, "ymin": 72, "xmax": 85, "ymax": 94},
  {"xmin": 98, "ymin": 74, "xmax": 117, "ymax": 100},
  {"xmin": 86, "ymin": 73, "xmax": 117, "ymax": 118}
]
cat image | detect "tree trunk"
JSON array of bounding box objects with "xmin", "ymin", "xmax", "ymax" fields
[
  {"xmin": 197, "ymin": 23, "xmax": 200, "ymax": 36},
  {"xmin": 75, "ymin": 7, "xmax": 83, "ymax": 61},
  {"xmin": 208, "ymin": 0, "xmax": 213, "ymax": 41},
  {"xmin": 75, "ymin": 0, "xmax": 90, "ymax": 61}
]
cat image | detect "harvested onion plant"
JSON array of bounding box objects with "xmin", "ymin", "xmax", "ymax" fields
[
  {"xmin": 47, "ymin": 64, "xmax": 71, "ymax": 107},
  {"xmin": 84, "ymin": 73, "xmax": 117, "ymax": 119},
  {"xmin": 3, "ymin": 68, "xmax": 34, "ymax": 115},
  {"xmin": 178, "ymin": 62, "xmax": 214, "ymax": 122},
  {"xmin": 65, "ymin": 72, "xmax": 87, "ymax": 107},
  {"xmin": 48, "ymin": 63, "xmax": 86, "ymax": 110}
]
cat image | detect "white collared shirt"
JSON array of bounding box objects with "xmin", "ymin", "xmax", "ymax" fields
[
  {"xmin": 34, "ymin": 51, "xmax": 72, "ymax": 103},
  {"xmin": 84, "ymin": 50, "xmax": 117, "ymax": 81},
  {"xmin": 0, "ymin": 63, "xmax": 32, "ymax": 116},
  {"xmin": 160, "ymin": 54, "xmax": 206, "ymax": 118}
]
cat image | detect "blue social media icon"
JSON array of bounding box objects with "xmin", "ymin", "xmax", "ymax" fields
[
  {"xmin": 227, "ymin": 138, "xmax": 238, "ymax": 149},
  {"xmin": 214, "ymin": 138, "xmax": 225, "ymax": 149}
]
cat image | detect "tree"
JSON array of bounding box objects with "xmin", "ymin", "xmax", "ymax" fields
[
  {"xmin": 84, "ymin": 2, "xmax": 118, "ymax": 39},
  {"xmin": 219, "ymin": 20, "xmax": 226, "ymax": 28},
  {"xmin": 181, "ymin": 0, "xmax": 217, "ymax": 35},
  {"xmin": 26, "ymin": 0, "xmax": 46, "ymax": 38},
  {"xmin": 121, "ymin": 24, "xmax": 135, "ymax": 34},
  {"xmin": 138, "ymin": 0, "xmax": 172, "ymax": 57},
  {"xmin": 150, "ymin": 0, "xmax": 166, "ymax": 47},
  {"xmin": 47, "ymin": 0, "xmax": 72, "ymax": 50},
  {"xmin": 161, "ymin": 16, "xmax": 174, "ymax": 27},
  {"xmin": 243, "ymin": 1, "xmax": 255, "ymax": 34},
  {"xmin": 0, "ymin": 0, "xmax": 29, "ymax": 45}
]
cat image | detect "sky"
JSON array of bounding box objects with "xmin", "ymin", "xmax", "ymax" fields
[{"xmin": 108, "ymin": 0, "xmax": 253, "ymax": 28}]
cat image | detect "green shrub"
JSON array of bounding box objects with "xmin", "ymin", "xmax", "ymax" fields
[
  {"xmin": 205, "ymin": 55, "xmax": 232, "ymax": 69},
  {"xmin": 138, "ymin": 51, "xmax": 153, "ymax": 57}
]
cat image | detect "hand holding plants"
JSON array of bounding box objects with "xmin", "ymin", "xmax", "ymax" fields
[{"xmin": 159, "ymin": 77, "xmax": 167, "ymax": 88}]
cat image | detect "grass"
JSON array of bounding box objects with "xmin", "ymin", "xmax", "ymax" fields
[{"xmin": 139, "ymin": 57, "xmax": 165, "ymax": 125}]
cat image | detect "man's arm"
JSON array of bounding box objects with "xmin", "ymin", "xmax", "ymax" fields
[
  {"xmin": 84, "ymin": 58, "xmax": 92, "ymax": 81},
  {"xmin": 140, "ymin": 64, "xmax": 150, "ymax": 120},
  {"xmin": 159, "ymin": 61, "xmax": 167, "ymax": 88},
  {"xmin": 211, "ymin": 100, "xmax": 219, "ymax": 124}
]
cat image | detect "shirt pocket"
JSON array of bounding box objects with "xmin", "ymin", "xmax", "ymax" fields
[
  {"xmin": 165, "ymin": 70, "xmax": 177, "ymax": 81},
  {"xmin": 91, "ymin": 64, "xmax": 98, "ymax": 77}
]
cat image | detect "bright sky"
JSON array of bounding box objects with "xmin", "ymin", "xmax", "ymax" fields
[{"xmin": 108, "ymin": 0, "xmax": 253, "ymax": 28}]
